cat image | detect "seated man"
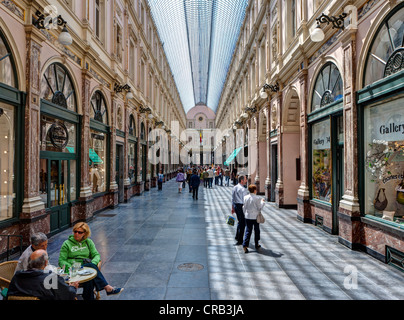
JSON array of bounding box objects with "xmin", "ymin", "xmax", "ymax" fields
[
  {"xmin": 15, "ymin": 232, "xmax": 54, "ymax": 273},
  {"xmin": 7, "ymin": 249, "xmax": 79, "ymax": 300}
]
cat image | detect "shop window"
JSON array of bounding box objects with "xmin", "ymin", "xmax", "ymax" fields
[
  {"xmin": 363, "ymin": 99, "xmax": 404, "ymax": 225},
  {"xmin": 364, "ymin": 5, "xmax": 404, "ymax": 86},
  {"xmin": 128, "ymin": 142, "xmax": 137, "ymax": 184},
  {"xmin": 89, "ymin": 91, "xmax": 109, "ymax": 194},
  {"xmin": 0, "ymin": 103, "xmax": 15, "ymax": 222},
  {"xmin": 40, "ymin": 115, "xmax": 76, "ymax": 153},
  {"xmin": 311, "ymin": 62, "xmax": 343, "ymax": 112},
  {"xmin": 312, "ymin": 119, "xmax": 332, "ymax": 203},
  {"xmin": 41, "ymin": 63, "xmax": 76, "ymax": 112}
]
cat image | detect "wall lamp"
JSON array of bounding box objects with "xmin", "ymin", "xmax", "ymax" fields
[
  {"xmin": 260, "ymin": 83, "xmax": 279, "ymax": 99},
  {"xmin": 34, "ymin": 10, "xmax": 72, "ymax": 45},
  {"xmin": 155, "ymin": 121, "xmax": 164, "ymax": 127},
  {"xmin": 139, "ymin": 105, "xmax": 152, "ymax": 114},
  {"xmin": 114, "ymin": 83, "xmax": 133, "ymax": 99},
  {"xmin": 311, "ymin": 12, "xmax": 348, "ymax": 42}
]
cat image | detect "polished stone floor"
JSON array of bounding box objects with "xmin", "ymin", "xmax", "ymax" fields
[{"xmin": 45, "ymin": 179, "xmax": 404, "ymax": 300}]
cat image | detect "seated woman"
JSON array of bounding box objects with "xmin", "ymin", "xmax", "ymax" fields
[{"xmin": 58, "ymin": 222, "xmax": 123, "ymax": 300}]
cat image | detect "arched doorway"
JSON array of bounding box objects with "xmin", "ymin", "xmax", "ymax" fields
[{"xmin": 40, "ymin": 62, "xmax": 79, "ymax": 235}]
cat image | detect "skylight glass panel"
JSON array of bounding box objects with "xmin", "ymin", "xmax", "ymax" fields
[{"xmin": 148, "ymin": 0, "xmax": 248, "ymax": 114}]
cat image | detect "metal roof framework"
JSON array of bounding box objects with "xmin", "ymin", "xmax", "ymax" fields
[{"xmin": 147, "ymin": 0, "xmax": 248, "ymax": 113}]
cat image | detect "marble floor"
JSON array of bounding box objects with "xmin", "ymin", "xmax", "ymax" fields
[{"xmin": 44, "ymin": 179, "xmax": 404, "ymax": 300}]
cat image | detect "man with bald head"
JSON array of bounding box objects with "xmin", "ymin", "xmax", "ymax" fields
[{"xmin": 6, "ymin": 249, "xmax": 78, "ymax": 300}]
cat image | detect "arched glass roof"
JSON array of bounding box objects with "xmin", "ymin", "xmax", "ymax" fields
[{"xmin": 148, "ymin": 0, "xmax": 248, "ymax": 113}]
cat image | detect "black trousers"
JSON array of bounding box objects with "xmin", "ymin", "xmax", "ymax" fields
[
  {"xmin": 243, "ymin": 219, "xmax": 260, "ymax": 248},
  {"xmin": 234, "ymin": 203, "xmax": 245, "ymax": 244},
  {"xmin": 192, "ymin": 186, "xmax": 199, "ymax": 199}
]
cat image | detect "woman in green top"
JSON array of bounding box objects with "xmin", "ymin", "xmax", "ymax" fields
[{"xmin": 59, "ymin": 222, "xmax": 123, "ymax": 300}]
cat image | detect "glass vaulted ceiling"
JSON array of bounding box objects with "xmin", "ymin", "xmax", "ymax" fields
[{"xmin": 147, "ymin": 0, "xmax": 248, "ymax": 113}]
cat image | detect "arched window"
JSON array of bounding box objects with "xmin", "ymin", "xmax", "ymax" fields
[
  {"xmin": 41, "ymin": 63, "xmax": 76, "ymax": 112},
  {"xmin": 311, "ymin": 62, "xmax": 343, "ymax": 112},
  {"xmin": 364, "ymin": 5, "xmax": 404, "ymax": 86},
  {"xmin": 0, "ymin": 30, "xmax": 17, "ymax": 88},
  {"xmin": 90, "ymin": 90, "xmax": 108, "ymax": 124},
  {"xmin": 140, "ymin": 122, "xmax": 146, "ymax": 141},
  {"xmin": 129, "ymin": 114, "xmax": 136, "ymax": 136}
]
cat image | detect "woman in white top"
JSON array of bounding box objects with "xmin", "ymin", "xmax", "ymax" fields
[{"xmin": 242, "ymin": 184, "xmax": 265, "ymax": 253}]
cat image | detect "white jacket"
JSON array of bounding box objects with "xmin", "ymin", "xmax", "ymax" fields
[{"xmin": 243, "ymin": 194, "xmax": 265, "ymax": 220}]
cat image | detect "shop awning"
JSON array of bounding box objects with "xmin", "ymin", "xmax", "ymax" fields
[
  {"xmin": 224, "ymin": 147, "xmax": 243, "ymax": 166},
  {"xmin": 89, "ymin": 148, "xmax": 103, "ymax": 164}
]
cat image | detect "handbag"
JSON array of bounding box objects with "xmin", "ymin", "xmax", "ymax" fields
[
  {"xmin": 396, "ymin": 177, "xmax": 404, "ymax": 205},
  {"xmin": 226, "ymin": 214, "xmax": 235, "ymax": 226},
  {"xmin": 374, "ymin": 188, "xmax": 388, "ymax": 211},
  {"xmin": 257, "ymin": 211, "xmax": 265, "ymax": 224}
]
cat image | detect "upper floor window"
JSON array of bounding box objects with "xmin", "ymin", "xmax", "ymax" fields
[
  {"xmin": 364, "ymin": 4, "xmax": 404, "ymax": 87},
  {"xmin": 129, "ymin": 114, "xmax": 136, "ymax": 136},
  {"xmin": 311, "ymin": 62, "xmax": 343, "ymax": 112}
]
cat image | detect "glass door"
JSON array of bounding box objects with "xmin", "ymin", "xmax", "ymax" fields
[{"xmin": 40, "ymin": 158, "xmax": 71, "ymax": 235}]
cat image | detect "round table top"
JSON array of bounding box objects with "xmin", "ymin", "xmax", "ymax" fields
[{"xmin": 66, "ymin": 267, "xmax": 97, "ymax": 284}]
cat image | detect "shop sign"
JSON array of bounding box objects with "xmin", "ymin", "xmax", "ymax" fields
[
  {"xmin": 49, "ymin": 123, "xmax": 69, "ymax": 149},
  {"xmin": 369, "ymin": 102, "xmax": 404, "ymax": 142},
  {"xmin": 312, "ymin": 120, "xmax": 331, "ymax": 150}
]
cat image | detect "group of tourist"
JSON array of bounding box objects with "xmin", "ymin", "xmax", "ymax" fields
[{"xmin": 5, "ymin": 224, "xmax": 123, "ymax": 300}]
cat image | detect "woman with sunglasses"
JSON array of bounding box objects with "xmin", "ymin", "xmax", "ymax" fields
[{"xmin": 58, "ymin": 222, "xmax": 123, "ymax": 299}]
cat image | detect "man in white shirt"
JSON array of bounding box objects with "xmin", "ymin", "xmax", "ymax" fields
[
  {"xmin": 15, "ymin": 232, "xmax": 54, "ymax": 273},
  {"xmin": 207, "ymin": 167, "xmax": 214, "ymax": 188},
  {"xmin": 232, "ymin": 175, "xmax": 248, "ymax": 245}
]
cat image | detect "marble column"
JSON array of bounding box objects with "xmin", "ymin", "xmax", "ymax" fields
[
  {"xmin": 264, "ymin": 106, "xmax": 272, "ymax": 201},
  {"xmin": 109, "ymin": 99, "xmax": 119, "ymax": 207},
  {"xmin": 297, "ymin": 69, "xmax": 311, "ymax": 223},
  {"xmin": 20, "ymin": 26, "xmax": 47, "ymax": 243},
  {"xmin": 275, "ymin": 90, "xmax": 284, "ymax": 207},
  {"xmin": 338, "ymin": 27, "xmax": 361, "ymax": 249}
]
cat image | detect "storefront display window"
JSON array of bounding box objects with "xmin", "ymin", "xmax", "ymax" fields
[
  {"xmin": 128, "ymin": 142, "xmax": 136, "ymax": 184},
  {"xmin": 90, "ymin": 129, "xmax": 106, "ymax": 193},
  {"xmin": 0, "ymin": 103, "xmax": 15, "ymax": 222},
  {"xmin": 312, "ymin": 119, "xmax": 332, "ymax": 203},
  {"xmin": 364, "ymin": 99, "xmax": 404, "ymax": 225},
  {"xmin": 40, "ymin": 115, "xmax": 76, "ymax": 153}
]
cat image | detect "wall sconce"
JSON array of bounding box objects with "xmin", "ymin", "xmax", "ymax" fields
[
  {"xmin": 260, "ymin": 83, "xmax": 279, "ymax": 99},
  {"xmin": 311, "ymin": 12, "xmax": 348, "ymax": 42},
  {"xmin": 139, "ymin": 105, "xmax": 152, "ymax": 114},
  {"xmin": 114, "ymin": 83, "xmax": 133, "ymax": 99},
  {"xmin": 155, "ymin": 121, "xmax": 164, "ymax": 127},
  {"xmin": 34, "ymin": 10, "xmax": 73, "ymax": 45}
]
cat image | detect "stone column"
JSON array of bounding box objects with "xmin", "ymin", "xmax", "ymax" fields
[
  {"xmin": 297, "ymin": 69, "xmax": 311, "ymax": 223},
  {"xmin": 123, "ymin": 102, "xmax": 131, "ymax": 200},
  {"xmin": 253, "ymin": 116, "xmax": 260, "ymax": 192},
  {"xmin": 109, "ymin": 98, "xmax": 118, "ymax": 206},
  {"xmin": 338, "ymin": 26, "xmax": 361, "ymax": 249},
  {"xmin": 275, "ymin": 90, "xmax": 284, "ymax": 207},
  {"xmin": 264, "ymin": 106, "xmax": 271, "ymax": 201},
  {"xmin": 20, "ymin": 26, "xmax": 47, "ymax": 243}
]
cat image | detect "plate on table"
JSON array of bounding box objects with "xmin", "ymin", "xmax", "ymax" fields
[{"xmin": 77, "ymin": 269, "xmax": 94, "ymax": 276}]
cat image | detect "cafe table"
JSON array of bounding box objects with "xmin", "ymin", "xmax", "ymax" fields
[{"xmin": 66, "ymin": 267, "xmax": 97, "ymax": 284}]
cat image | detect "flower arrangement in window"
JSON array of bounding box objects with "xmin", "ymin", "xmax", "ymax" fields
[{"xmin": 366, "ymin": 139, "xmax": 404, "ymax": 182}]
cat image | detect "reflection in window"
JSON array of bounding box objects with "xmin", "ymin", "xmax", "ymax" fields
[
  {"xmin": 41, "ymin": 63, "xmax": 76, "ymax": 112},
  {"xmin": 0, "ymin": 32, "xmax": 16, "ymax": 87},
  {"xmin": 364, "ymin": 5, "xmax": 404, "ymax": 86},
  {"xmin": 311, "ymin": 62, "xmax": 343, "ymax": 112},
  {"xmin": 40, "ymin": 115, "xmax": 76, "ymax": 153},
  {"xmin": 89, "ymin": 130, "xmax": 106, "ymax": 194},
  {"xmin": 364, "ymin": 99, "xmax": 404, "ymax": 226},
  {"xmin": 0, "ymin": 103, "xmax": 15, "ymax": 222}
]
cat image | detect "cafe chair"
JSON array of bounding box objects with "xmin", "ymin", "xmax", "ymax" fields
[
  {"xmin": 7, "ymin": 295, "xmax": 40, "ymax": 300},
  {"xmin": 0, "ymin": 261, "xmax": 18, "ymax": 298}
]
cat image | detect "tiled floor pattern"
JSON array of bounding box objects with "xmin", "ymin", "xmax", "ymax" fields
[{"xmin": 45, "ymin": 180, "xmax": 404, "ymax": 300}]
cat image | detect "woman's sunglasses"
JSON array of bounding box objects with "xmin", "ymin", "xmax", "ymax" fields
[{"xmin": 74, "ymin": 230, "xmax": 85, "ymax": 235}]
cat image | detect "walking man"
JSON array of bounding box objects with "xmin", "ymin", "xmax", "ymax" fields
[
  {"xmin": 232, "ymin": 175, "xmax": 248, "ymax": 245},
  {"xmin": 190, "ymin": 169, "xmax": 201, "ymax": 200}
]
